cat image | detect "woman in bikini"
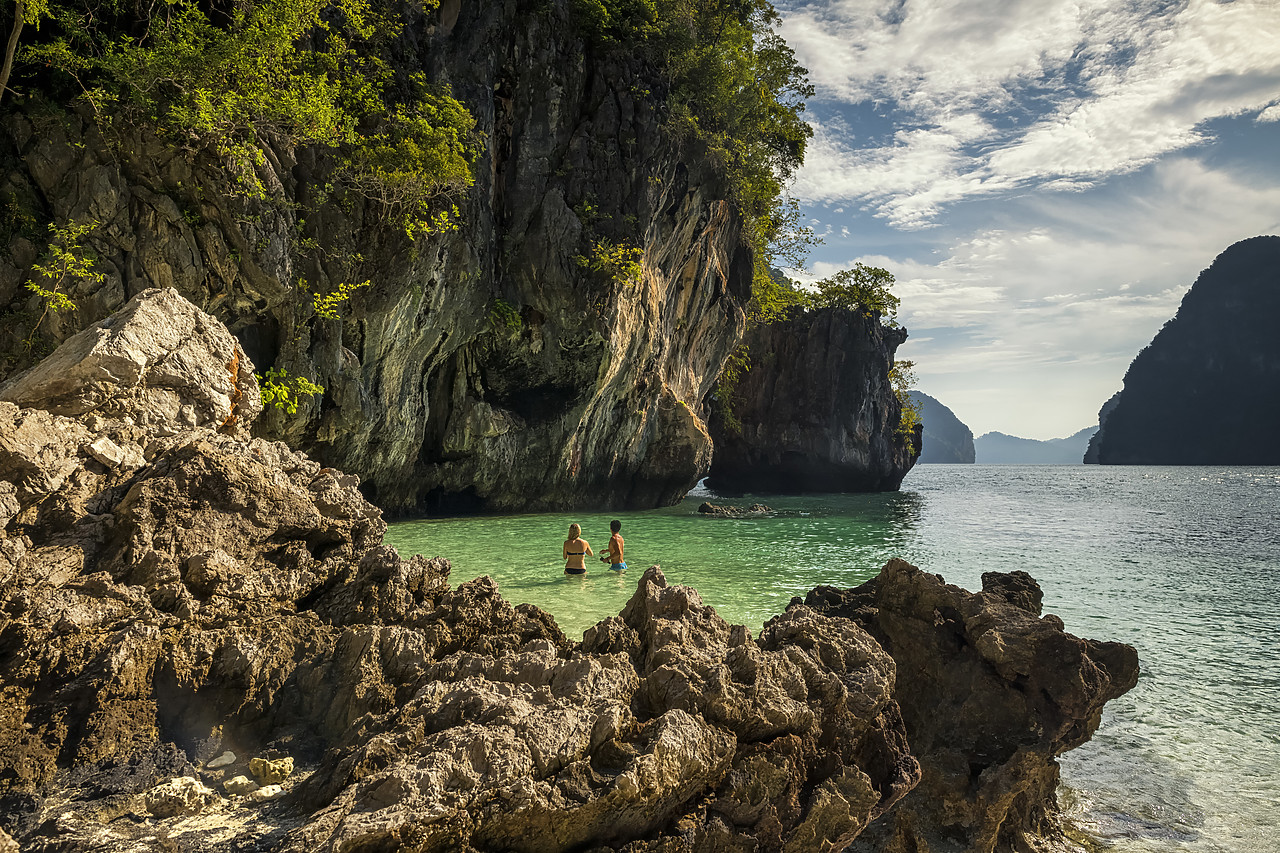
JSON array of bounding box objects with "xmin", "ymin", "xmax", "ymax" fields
[{"xmin": 563, "ymin": 523, "xmax": 593, "ymax": 575}]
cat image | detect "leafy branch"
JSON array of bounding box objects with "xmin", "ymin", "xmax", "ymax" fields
[
  {"xmin": 257, "ymin": 367, "xmax": 324, "ymax": 415},
  {"xmin": 23, "ymin": 218, "xmax": 103, "ymax": 350}
]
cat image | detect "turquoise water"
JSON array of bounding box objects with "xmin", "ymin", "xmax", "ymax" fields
[{"xmin": 385, "ymin": 465, "xmax": 1280, "ymax": 853}]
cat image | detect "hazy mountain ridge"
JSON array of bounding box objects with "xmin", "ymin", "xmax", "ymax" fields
[
  {"xmin": 975, "ymin": 427, "xmax": 1097, "ymax": 464},
  {"xmin": 909, "ymin": 390, "xmax": 975, "ymax": 463}
]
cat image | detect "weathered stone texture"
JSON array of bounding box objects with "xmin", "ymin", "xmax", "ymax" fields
[
  {"xmin": 0, "ymin": 248, "xmax": 1137, "ymax": 853},
  {"xmin": 707, "ymin": 307, "xmax": 919, "ymax": 494},
  {"xmin": 0, "ymin": 2, "xmax": 752, "ymax": 514},
  {"xmin": 804, "ymin": 560, "xmax": 1141, "ymax": 853}
]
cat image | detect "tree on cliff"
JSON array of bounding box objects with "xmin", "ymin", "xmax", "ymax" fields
[
  {"xmin": 575, "ymin": 0, "xmax": 815, "ymax": 299},
  {"xmin": 7, "ymin": 0, "xmax": 477, "ymax": 237},
  {"xmin": 1, "ymin": 0, "xmax": 48, "ymax": 105}
]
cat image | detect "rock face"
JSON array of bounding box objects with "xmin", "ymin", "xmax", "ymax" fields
[
  {"xmin": 1082, "ymin": 392, "xmax": 1120, "ymax": 464},
  {"xmin": 697, "ymin": 501, "xmax": 772, "ymax": 518},
  {"xmin": 1090, "ymin": 235, "xmax": 1280, "ymax": 464},
  {"xmin": 0, "ymin": 1, "xmax": 750, "ymax": 514},
  {"xmin": 909, "ymin": 390, "xmax": 974, "ymax": 464},
  {"xmin": 803, "ymin": 561, "xmax": 1140, "ymax": 853},
  {"xmin": 0, "ymin": 290, "xmax": 1136, "ymax": 851},
  {"xmin": 706, "ymin": 307, "xmax": 919, "ymax": 493}
]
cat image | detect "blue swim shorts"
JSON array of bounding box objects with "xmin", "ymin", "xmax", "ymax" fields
[{"xmin": 609, "ymin": 562, "xmax": 627, "ymax": 572}]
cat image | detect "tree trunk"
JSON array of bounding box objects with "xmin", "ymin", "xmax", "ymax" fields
[{"xmin": 0, "ymin": 0, "xmax": 27, "ymax": 106}]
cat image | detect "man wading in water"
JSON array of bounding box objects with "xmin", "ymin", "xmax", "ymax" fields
[
  {"xmin": 600, "ymin": 519, "xmax": 626, "ymax": 572},
  {"xmin": 563, "ymin": 523, "xmax": 593, "ymax": 575}
]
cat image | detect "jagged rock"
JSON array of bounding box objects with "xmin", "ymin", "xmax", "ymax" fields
[
  {"xmin": 278, "ymin": 566, "xmax": 917, "ymax": 853},
  {"xmin": 0, "ymin": 289, "xmax": 1136, "ymax": 852},
  {"xmin": 144, "ymin": 777, "xmax": 217, "ymax": 818},
  {"xmin": 224, "ymin": 775, "xmax": 259, "ymax": 796},
  {"xmin": 696, "ymin": 501, "xmax": 772, "ymax": 517},
  {"xmin": 250, "ymin": 756, "xmax": 294, "ymax": 784},
  {"xmin": 250, "ymin": 784, "xmax": 284, "ymax": 803},
  {"xmin": 0, "ymin": 287, "xmax": 261, "ymax": 433},
  {"xmin": 707, "ymin": 307, "xmax": 920, "ymax": 494},
  {"xmin": 804, "ymin": 559, "xmax": 1141, "ymax": 853},
  {"xmin": 207, "ymin": 751, "xmax": 236, "ymax": 769}
]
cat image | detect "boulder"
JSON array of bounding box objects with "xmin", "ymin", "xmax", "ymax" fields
[
  {"xmin": 144, "ymin": 777, "xmax": 217, "ymax": 818},
  {"xmin": 804, "ymin": 559, "xmax": 1141, "ymax": 853},
  {"xmin": 250, "ymin": 756, "xmax": 294, "ymax": 785},
  {"xmin": 0, "ymin": 287, "xmax": 261, "ymax": 433},
  {"xmin": 696, "ymin": 501, "xmax": 772, "ymax": 517},
  {"xmin": 223, "ymin": 775, "xmax": 259, "ymax": 796}
]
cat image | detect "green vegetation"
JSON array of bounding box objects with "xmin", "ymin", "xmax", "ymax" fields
[
  {"xmin": 572, "ymin": 0, "xmax": 815, "ymax": 305},
  {"xmin": 23, "ymin": 218, "xmax": 101, "ymax": 349},
  {"xmin": 312, "ymin": 279, "xmax": 371, "ymax": 320},
  {"xmin": 807, "ymin": 264, "xmax": 900, "ymax": 324},
  {"xmin": 12, "ymin": 0, "xmax": 478, "ymax": 236},
  {"xmin": 718, "ymin": 263, "xmax": 918, "ymax": 439},
  {"xmin": 487, "ymin": 297, "xmax": 522, "ymax": 333},
  {"xmin": 889, "ymin": 359, "xmax": 921, "ymax": 440},
  {"xmin": 754, "ymin": 263, "xmax": 902, "ymax": 325},
  {"xmin": 258, "ymin": 367, "xmax": 324, "ymax": 414},
  {"xmin": 577, "ymin": 238, "xmax": 643, "ymax": 287},
  {"xmin": 710, "ymin": 342, "xmax": 750, "ymax": 434}
]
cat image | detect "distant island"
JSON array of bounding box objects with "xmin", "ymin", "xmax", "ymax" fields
[
  {"xmin": 909, "ymin": 391, "xmax": 975, "ymax": 463},
  {"xmin": 975, "ymin": 428, "xmax": 1098, "ymax": 464},
  {"xmin": 1089, "ymin": 235, "xmax": 1280, "ymax": 464}
]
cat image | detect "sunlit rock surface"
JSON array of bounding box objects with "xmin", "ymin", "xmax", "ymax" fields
[{"xmin": 0, "ymin": 290, "xmax": 1136, "ymax": 852}]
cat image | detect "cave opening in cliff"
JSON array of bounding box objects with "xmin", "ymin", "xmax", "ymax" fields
[{"xmin": 419, "ymin": 485, "xmax": 486, "ymax": 516}]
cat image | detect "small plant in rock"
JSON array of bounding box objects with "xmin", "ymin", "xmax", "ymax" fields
[
  {"xmin": 487, "ymin": 297, "xmax": 521, "ymax": 332},
  {"xmin": 578, "ymin": 238, "xmax": 643, "ymax": 287},
  {"xmin": 258, "ymin": 367, "xmax": 324, "ymax": 414},
  {"xmin": 312, "ymin": 279, "xmax": 371, "ymax": 320},
  {"xmin": 890, "ymin": 359, "xmax": 921, "ymax": 439},
  {"xmin": 23, "ymin": 219, "xmax": 103, "ymax": 350}
]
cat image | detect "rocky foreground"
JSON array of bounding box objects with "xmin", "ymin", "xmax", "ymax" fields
[{"xmin": 0, "ymin": 290, "xmax": 1139, "ymax": 851}]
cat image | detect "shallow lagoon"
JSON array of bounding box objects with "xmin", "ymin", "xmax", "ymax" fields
[{"xmin": 387, "ymin": 465, "xmax": 1280, "ymax": 853}]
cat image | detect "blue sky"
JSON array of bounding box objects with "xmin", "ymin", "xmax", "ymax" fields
[{"xmin": 776, "ymin": 0, "xmax": 1280, "ymax": 439}]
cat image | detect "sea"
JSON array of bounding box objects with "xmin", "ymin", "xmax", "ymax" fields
[{"xmin": 384, "ymin": 465, "xmax": 1280, "ymax": 853}]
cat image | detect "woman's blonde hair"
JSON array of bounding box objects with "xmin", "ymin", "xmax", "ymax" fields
[{"xmin": 568, "ymin": 523, "xmax": 581, "ymax": 539}]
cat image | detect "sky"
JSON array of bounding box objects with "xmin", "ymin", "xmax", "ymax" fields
[{"xmin": 775, "ymin": 0, "xmax": 1280, "ymax": 440}]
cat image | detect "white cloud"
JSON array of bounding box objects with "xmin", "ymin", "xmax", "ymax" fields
[
  {"xmin": 782, "ymin": 0, "xmax": 1280, "ymax": 222},
  {"xmin": 811, "ymin": 158, "xmax": 1280, "ymax": 438}
]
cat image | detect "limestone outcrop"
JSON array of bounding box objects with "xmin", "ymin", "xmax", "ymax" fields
[
  {"xmin": 1089, "ymin": 235, "xmax": 1280, "ymax": 464},
  {"xmin": 697, "ymin": 501, "xmax": 772, "ymax": 517},
  {"xmin": 0, "ymin": 289, "xmax": 1137, "ymax": 852},
  {"xmin": 707, "ymin": 307, "xmax": 920, "ymax": 493},
  {"xmin": 803, "ymin": 562, "xmax": 1140, "ymax": 853},
  {"xmin": 0, "ymin": 1, "xmax": 750, "ymax": 515}
]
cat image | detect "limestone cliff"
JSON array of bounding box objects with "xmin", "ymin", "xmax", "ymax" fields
[
  {"xmin": 706, "ymin": 307, "xmax": 919, "ymax": 493},
  {"xmin": 0, "ymin": 1, "xmax": 751, "ymax": 513},
  {"xmin": 1090, "ymin": 235, "xmax": 1280, "ymax": 464}
]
